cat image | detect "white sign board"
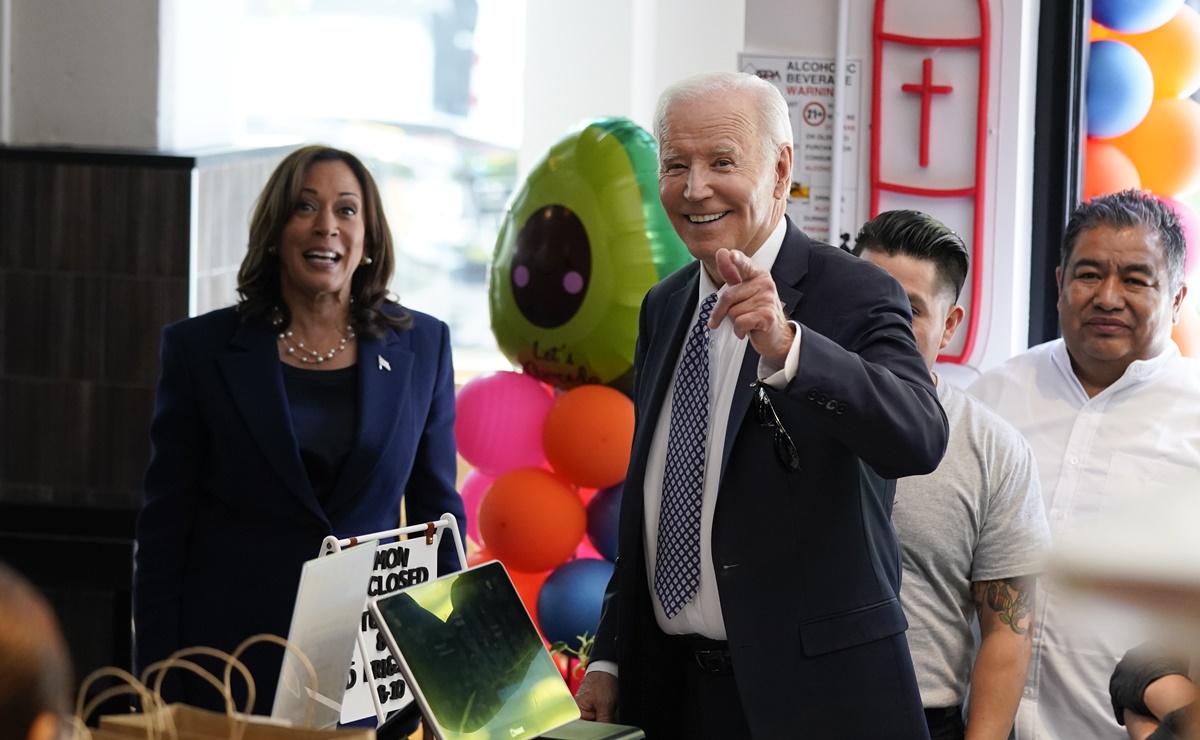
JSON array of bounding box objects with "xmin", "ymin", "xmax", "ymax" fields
[
  {"xmin": 739, "ymin": 54, "xmax": 864, "ymax": 247},
  {"xmin": 339, "ymin": 536, "xmax": 440, "ymax": 723},
  {"xmin": 275, "ymin": 542, "xmax": 378, "ymax": 729}
]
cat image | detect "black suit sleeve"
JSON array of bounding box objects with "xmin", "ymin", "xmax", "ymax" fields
[
  {"xmin": 784, "ymin": 251, "xmax": 947, "ymax": 479},
  {"xmin": 134, "ymin": 323, "xmax": 204, "ymax": 683}
]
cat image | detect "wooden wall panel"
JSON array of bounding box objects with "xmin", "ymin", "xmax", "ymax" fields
[
  {"xmin": 0, "ymin": 147, "xmax": 289, "ymax": 509},
  {"xmin": 0, "ymin": 144, "xmax": 291, "ymax": 690}
]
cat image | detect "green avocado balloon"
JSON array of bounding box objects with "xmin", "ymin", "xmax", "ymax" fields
[{"xmin": 490, "ymin": 117, "xmax": 691, "ymax": 393}]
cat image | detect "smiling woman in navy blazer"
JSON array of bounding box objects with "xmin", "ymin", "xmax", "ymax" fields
[{"xmin": 133, "ymin": 145, "xmax": 466, "ymax": 715}]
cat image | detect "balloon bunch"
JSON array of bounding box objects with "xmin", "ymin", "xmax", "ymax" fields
[
  {"xmin": 461, "ymin": 117, "xmax": 688, "ymax": 684},
  {"xmin": 454, "ymin": 371, "xmax": 633, "ymax": 662},
  {"xmin": 1085, "ymin": 0, "xmax": 1200, "ymax": 354},
  {"xmin": 1086, "ymin": 0, "xmax": 1200, "ymax": 199}
]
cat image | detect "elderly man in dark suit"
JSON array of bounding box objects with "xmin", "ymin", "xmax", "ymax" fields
[{"xmin": 573, "ymin": 71, "xmax": 948, "ymax": 739}]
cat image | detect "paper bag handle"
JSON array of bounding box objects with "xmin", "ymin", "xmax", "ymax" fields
[
  {"xmin": 229, "ymin": 633, "xmax": 320, "ymax": 727},
  {"xmin": 74, "ymin": 666, "xmax": 163, "ymax": 739},
  {"xmin": 141, "ymin": 646, "xmax": 256, "ymax": 718}
]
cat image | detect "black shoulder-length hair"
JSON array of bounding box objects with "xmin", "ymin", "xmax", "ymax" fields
[{"xmin": 236, "ymin": 145, "xmax": 412, "ymax": 338}]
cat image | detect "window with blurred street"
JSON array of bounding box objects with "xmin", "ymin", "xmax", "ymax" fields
[{"xmin": 236, "ymin": 0, "xmax": 525, "ymax": 377}]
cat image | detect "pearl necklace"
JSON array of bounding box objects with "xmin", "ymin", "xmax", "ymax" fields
[{"xmin": 274, "ymin": 318, "xmax": 356, "ymax": 364}]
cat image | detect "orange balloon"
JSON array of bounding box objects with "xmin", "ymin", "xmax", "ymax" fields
[
  {"xmin": 478, "ymin": 467, "xmax": 586, "ymax": 573},
  {"xmin": 1111, "ymin": 6, "xmax": 1200, "ymax": 99},
  {"xmin": 1110, "ymin": 98, "xmax": 1200, "ymax": 196},
  {"xmin": 542, "ymin": 385, "xmax": 634, "ymax": 489},
  {"xmin": 1091, "ymin": 20, "xmax": 1111, "ymax": 41},
  {"xmin": 1084, "ymin": 139, "xmax": 1141, "ymax": 200},
  {"xmin": 1173, "ymin": 297, "xmax": 1200, "ymax": 357}
]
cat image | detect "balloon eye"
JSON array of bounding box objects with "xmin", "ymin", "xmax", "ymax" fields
[
  {"xmin": 511, "ymin": 204, "xmax": 592, "ymax": 329},
  {"xmin": 513, "ymin": 265, "xmax": 530, "ymax": 288}
]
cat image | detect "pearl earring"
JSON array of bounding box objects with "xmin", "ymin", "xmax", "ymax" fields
[{"xmin": 363, "ymin": 256, "xmax": 373, "ymax": 265}]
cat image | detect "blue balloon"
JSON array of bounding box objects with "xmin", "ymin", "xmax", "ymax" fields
[
  {"xmin": 1087, "ymin": 40, "xmax": 1154, "ymax": 139},
  {"xmin": 1093, "ymin": 0, "xmax": 1183, "ymax": 34},
  {"xmin": 536, "ymin": 558, "xmax": 614, "ymax": 650},
  {"xmin": 586, "ymin": 483, "xmax": 623, "ymax": 562}
]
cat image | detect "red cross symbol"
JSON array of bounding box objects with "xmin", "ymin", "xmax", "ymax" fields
[{"xmin": 901, "ymin": 57, "xmax": 953, "ymax": 168}]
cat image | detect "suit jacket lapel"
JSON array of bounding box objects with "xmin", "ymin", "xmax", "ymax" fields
[
  {"xmin": 720, "ymin": 218, "xmax": 810, "ymax": 477},
  {"xmin": 324, "ymin": 328, "xmax": 411, "ymax": 515},
  {"xmin": 217, "ymin": 320, "xmax": 323, "ymax": 519}
]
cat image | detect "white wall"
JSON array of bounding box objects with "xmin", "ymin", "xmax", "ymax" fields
[
  {"xmin": 7, "ymin": 0, "xmax": 160, "ymax": 148},
  {"xmin": 1, "ymin": 0, "xmax": 244, "ymax": 150},
  {"xmin": 520, "ymin": 0, "xmax": 745, "ymax": 177}
]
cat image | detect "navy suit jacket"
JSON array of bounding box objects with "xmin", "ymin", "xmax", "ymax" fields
[
  {"xmin": 133, "ymin": 304, "xmax": 465, "ymax": 713},
  {"xmin": 592, "ymin": 220, "xmax": 948, "ymax": 738}
]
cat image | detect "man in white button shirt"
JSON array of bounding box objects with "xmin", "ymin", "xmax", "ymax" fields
[
  {"xmin": 970, "ymin": 189, "xmax": 1200, "ymax": 740},
  {"xmin": 854, "ymin": 210, "xmax": 1052, "ymax": 740},
  {"xmin": 573, "ymin": 71, "xmax": 949, "ymax": 739}
]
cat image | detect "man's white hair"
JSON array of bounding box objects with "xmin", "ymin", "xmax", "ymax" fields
[{"xmin": 652, "ymin": 71, "xmax": 792, "ymax": 162}]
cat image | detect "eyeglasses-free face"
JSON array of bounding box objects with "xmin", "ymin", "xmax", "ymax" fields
[{"xmin": 754, "ymin": 384, "xmax": 800, "ymax": 471}]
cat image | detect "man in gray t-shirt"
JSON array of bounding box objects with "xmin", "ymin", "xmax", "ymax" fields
[{"xmin": 854, "ymin": 211, "xmax": 1052, "ymax": 740}]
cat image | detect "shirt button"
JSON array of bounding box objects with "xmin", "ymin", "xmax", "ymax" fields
[
  {"xmin": 1050, "ymin": 510, "xmax": 1065, "ymax": 521},
  {"xmin": 1023, "ymin": 687, "xmax": 1033, "ymax": 698},
  {"xmin": 1070, "ymin": 456, "xmax": 1080, "ymax": 465}
]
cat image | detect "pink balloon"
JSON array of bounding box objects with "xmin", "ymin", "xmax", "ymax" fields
[
  {"xmin": 454, "ymin": 371, "xmax": 555, "ymax": 476},
  {"xmin": 1161, "ymin": 195, "xmax": 1200, "ymax": 275},
  {"xmin": 459, "ymin": 469, "xmax": 495, "ymax": 546}
]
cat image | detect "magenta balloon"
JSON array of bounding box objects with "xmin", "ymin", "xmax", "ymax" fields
[
  {"xmin": 575, "ymin": 537, "xmax": 604, "ymax": 561},
  {"xmin": 454, "ymin": 371, "xmax": 555, "ymax": 476},
  {"xmin": 459, "ymin": 469, "xmax": 495, "ymax": 546}
]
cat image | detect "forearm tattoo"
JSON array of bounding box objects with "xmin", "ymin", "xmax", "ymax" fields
[{"xmin": 974, "ymin": 577, "xmax": 1035, "ymax": 636}]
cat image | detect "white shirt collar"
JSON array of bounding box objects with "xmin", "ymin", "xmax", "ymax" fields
[{"xmin": 1051, "ymin": 337, "xmax": 1181, "ymax": 397}]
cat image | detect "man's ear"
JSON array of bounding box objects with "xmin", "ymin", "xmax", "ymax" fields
[
  {"xmin": 1172, "ymin": 284, "xmax": 1189, "ymax": 325},
  {"xmin": 1055, "ymin": 266, "xmax": 1064, "ymax": 296},
  {"xmin": 773, "ymin": 145, "xmax": 794, "ymax": 200},
  {"xmin": 940, "ymin": 304, "xmax": 966, "ymax": 352}
]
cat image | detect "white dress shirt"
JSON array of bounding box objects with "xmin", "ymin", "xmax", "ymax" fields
[
  {"xmin": 970, "ymin": 339, "xmax": 1200, "ymax": 740},
  {"xmin": 642, "ymin": 217, "xmax": 797, "ymax": 638}
]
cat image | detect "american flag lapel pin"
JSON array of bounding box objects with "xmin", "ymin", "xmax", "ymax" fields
[{"xmin": 378, "ymin": 355, "xmax": 391, "ymax": 371}]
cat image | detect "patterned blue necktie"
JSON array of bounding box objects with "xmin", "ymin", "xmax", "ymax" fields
[{"xmin": 655, "ymin": 292, "xmax": 718, "ymax": 618}]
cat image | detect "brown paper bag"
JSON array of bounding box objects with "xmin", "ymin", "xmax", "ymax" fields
[
  {"xmin": 76, "ymin": 636, "xmax": 377, "ymax": 740},
  {"xmin": 98, "ymin": 703, "xmax": 375, "ymax": 740}
]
